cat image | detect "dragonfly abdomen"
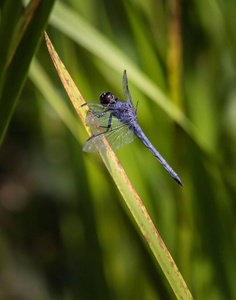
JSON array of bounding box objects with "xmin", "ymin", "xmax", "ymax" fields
[{"xmin": 132, "ymin": 124, "xmax": 183, "ymax": 186}]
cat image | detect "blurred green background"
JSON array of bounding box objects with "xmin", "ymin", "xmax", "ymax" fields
[{"xmin": 0, "ymin": 0, "xmax": 236, "ymax": 299}]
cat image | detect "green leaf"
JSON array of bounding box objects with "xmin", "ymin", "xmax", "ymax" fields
[{"xmin": 0, "ymin": 0, "xmax": 55, "ymax": 145}]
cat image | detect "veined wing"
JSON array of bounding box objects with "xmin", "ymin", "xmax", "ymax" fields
[
  {"xmin": 122, "ymin": 70, "xmax": 134, "ymax": 109},
  {"xmin": 82, "ymin": 103, "xmax": 107, "ymax": 116},
  {"xmin": 83, "ymin": 103, "xmax": 120, "ymax": 128},
  {"xmin": 82, "ymin": 122, "xmax": 134, "ymax": 152}
]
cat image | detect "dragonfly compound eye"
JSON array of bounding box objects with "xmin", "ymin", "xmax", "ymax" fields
[{"xmin": 100, "ymin": 92, "xmax": 115, "ymax": 104}]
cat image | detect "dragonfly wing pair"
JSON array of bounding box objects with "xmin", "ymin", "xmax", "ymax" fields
[{"xmin": 83, "ymin": 112, "xmax": 134, "ymax": 152}]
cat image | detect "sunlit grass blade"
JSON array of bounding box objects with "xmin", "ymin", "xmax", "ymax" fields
[{"xmin": 45, "ymin": 32, "xmax": 193, "ymax": 300}]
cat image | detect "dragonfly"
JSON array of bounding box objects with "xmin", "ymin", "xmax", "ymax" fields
[{"xmin": 81, "ymin": 70, "xmax": 183, "ymax": 186}]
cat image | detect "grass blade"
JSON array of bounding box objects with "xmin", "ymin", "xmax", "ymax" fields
[
  {"xmin": 0, "ymin": 0, "xmax": 55, "ymax": 145},
  {"xmin": 45, "ymin": 32, "xmax": 193, "ymax": 300}
]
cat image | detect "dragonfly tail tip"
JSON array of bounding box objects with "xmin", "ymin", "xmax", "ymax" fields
[{"xmin": 176, "ymin": 177, "xmax": 184, "ymax": 186}]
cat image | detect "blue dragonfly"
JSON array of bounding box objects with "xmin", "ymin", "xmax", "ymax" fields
[{"xmin": 81, "ymin": 70, "xmax": 183, "ymax": 186}]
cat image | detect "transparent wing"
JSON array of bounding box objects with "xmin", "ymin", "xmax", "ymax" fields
[
  {"xmin": 81, "ymin": 103, "xmax": 110, "ymax": 118},
  {"xmin": 82, "ymin": 123, "xmax": 134, "ymax": 152},
  {"xmin": 122, "ymin": 70, "xmax": 134, "ymax": 109},
  {"xmin": 82, "ymin": 103, "xmax": 120, "ymax": 127},
  {"xmin": 85, "ymin": 110, "xmax": 120, "ymax": 128}
]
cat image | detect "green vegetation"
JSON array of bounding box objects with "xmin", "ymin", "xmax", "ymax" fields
[{"xmin": 0, "ymin": 1, "xmax": 236, "ymax": 299}]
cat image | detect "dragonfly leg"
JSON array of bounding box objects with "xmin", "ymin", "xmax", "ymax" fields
[
  {"xmin": 90, "ymin": 109, "xmax": 109, "ymax": 118},
  {"xmin": 87, "ymin": 113, "xmax": 113, "ymax": 141}
]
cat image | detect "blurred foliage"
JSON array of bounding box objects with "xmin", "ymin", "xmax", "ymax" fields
[{"xmin": 0, "ymin": 0, "xmax": 236, "ymax": 299}]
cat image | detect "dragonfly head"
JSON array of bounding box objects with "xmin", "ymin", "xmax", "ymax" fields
[{"xmin": 100, "ymin": 92, "xmax": 117, "ymax": 105}]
